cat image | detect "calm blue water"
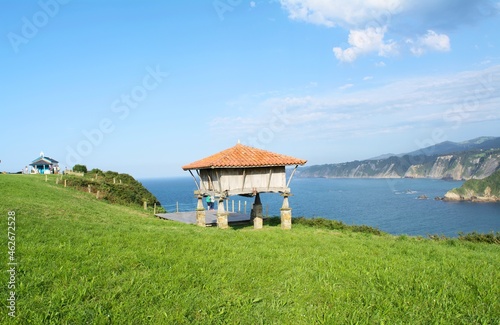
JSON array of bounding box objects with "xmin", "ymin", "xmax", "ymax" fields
[{"xmin": 140, "ymin": 177, "xmax": 500, "ymax": 237}]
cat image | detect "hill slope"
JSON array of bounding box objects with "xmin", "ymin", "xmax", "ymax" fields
[
  {"xmin": 404, "ymin": 136, "xmax": 500, "ymax": 157},
  {"xmin": 444, "ymin": 169, "xmax": 500, "ymax": 202},
  {"xmin": 297, "ymin": 148, "xmax": 500, "ymax": 180},
  {"xmin": 62, "ymin": 169, "xmax": 161, "ymax": 208},
  {"xmin": 1, "ymin": 175, "xmax": 499, "ymax": 324}
]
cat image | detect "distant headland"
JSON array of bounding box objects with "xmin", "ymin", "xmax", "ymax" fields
[
  {"xmin": 296, "ymin": 136, "xmax": 500, "ymax": 180},
  {"xmin": 444, "ymin": 169, "xmax": 500, "ymax": 202}
]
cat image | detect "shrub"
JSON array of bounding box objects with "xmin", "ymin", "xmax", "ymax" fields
[
  {"xmin": 60, "ymin": 170, "xmax": 161, "ymax": 209},
  {"xmin": 73, "ymin": 164, "xmax": 88, "ymax": 173},
  {"xmin": 427, "ymin": 234, "xmax": 448, "ymax": 241},
  {"xmin": 292, "ymin": 217, "xmax": 384, "ymax": 235},
  {"xmin": 89, "ymin": 168, "xmax": 104, "ymax": 177},
  {"xmin": 458, "ymin": 231, "xmax": 500, "ymax": 244},
  {"xmin": 155, "ymin": 206, "xmax": 167, "ymax": 213},
  {"xmin": 65, "ymin": 175, "xmax": 94, "ymax": 189}
]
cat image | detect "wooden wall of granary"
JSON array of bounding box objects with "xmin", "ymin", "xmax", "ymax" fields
[{"xmin": 199, "ymin": 167, "xmax": 287, "ymax": 196}]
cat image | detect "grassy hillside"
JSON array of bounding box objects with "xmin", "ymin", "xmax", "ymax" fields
[
  {"xmin": 62, "ymin": 169, "xmax": 161, "ymax": 208},
  {"xmin": 1, "ymin": 175, "xmax": 499, "ymax": 324},
  {"xmin": 447, "ymin": 169, "xmax": 500, "ymax": 201},
  {"xmin": 297, "ymin": 148, "xmax": 500, "ymax": 180},
  {"xmin": 454, "ymin": 169, "xmax": 500, "ymax": 196}
]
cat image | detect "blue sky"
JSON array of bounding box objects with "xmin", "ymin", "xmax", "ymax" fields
[{"xmin": 1, "ymin": 0, "xmax": 500, "ymax": 178}]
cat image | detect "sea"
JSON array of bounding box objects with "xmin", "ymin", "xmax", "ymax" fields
[{"xmin": 140, "ymin": 177, "xmax": 500, "ymax": 237}]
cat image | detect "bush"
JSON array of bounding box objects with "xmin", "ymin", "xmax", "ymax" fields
[
  {"xmin": 73, "ymin": 164, "xmax": 88, "ymax": 173},
  {"xmin": 292, "ymin": 217, "xmax": 384, "ymax": 235},
  {"xmin": 64, "ymin": 175, "xmax": 94, "ymax": 189},
  {"xmin": 89, "ymin": 168, "xmax": 104, "ymax": 177},
  {"xmin": 156, "ymin": 206, "xmax": 167, "ymax": 213},
  {"xmin": 458, "ymin": 231, "xmax": 500, "ymax": 244},
  {"xmin": 60, "ymin": 170, "xmax": 161, "ymax": 209}
]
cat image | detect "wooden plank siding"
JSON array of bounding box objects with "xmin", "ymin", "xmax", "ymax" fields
[{"xmin": 199, "ymin": 166, "xmax": 288, "ymax": 196}]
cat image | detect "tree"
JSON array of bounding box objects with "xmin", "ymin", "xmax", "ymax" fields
[{"xmin": 73, "ymin": 164, "xmax": 88, "ymax": 173}]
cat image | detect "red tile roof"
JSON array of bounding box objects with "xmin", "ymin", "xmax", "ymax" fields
[{"xmin": 182, "ymin": 143, "xmax": 307, "ymax": 170}]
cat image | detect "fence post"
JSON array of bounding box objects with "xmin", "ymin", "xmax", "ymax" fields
[
  {"xmin": 64, "ymin": 179, "xmax": 67, "ymax": 188},
  {"xmin": 143, "ymin": 201, "xmax": 147, "ymax": 210},
  {"xmin": 244, "ymin": 201, "xmax": 247, "ymax": 214},
  {"xmin": 176, "ymin": 202, "xmax": 179, "ymax": 212},
  {"xmin": 154, "ymin": 203, "xmax": 156, "ymax": 215}
]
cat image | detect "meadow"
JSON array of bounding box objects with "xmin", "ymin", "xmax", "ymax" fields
[{"xmin": 1, "ymin": 174, "xmax": 499, "ymax": 324}]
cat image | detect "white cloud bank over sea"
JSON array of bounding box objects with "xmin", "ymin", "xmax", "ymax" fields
[
  {"xmin": 279, "ymin": 0, "xmax": 499, "ymax": 62},
  {"xmin": 210, "ymin": 64, "xmax": 500, "ymax": 159}
]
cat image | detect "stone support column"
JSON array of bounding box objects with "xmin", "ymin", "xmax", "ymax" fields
[
  {"xmin": 280, "ymin": 193, "xmax": 292, "ymax": 230},
  {"xmin": 195, "ymin": 195, "xmax": 206, "ymax": 227},
  {"xmin": 217, "ymin": 198, "xmax": 229, "ymax": 229},
  {"xmin": 252, "ymin": 193, "xmax": 263, "ymax": 229}
]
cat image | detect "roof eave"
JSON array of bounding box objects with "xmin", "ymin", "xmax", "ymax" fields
[{"xmin": 182, "ymin": 162, "xmax": 306, "ymax": 170}]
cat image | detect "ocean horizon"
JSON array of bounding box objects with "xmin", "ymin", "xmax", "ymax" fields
[{"xmin": 141, "ymin": 177, "xmax": 500, "ymax": 237}]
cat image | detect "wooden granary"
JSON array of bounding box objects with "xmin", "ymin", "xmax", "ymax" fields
[{"xmin": 182, "ymin": 143, "xmax": 307, "ymax": 229}]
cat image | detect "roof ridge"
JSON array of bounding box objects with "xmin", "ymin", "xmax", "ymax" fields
[{"xmin": 182, "ymin": 143, "xmax": 306, "ymax": 170}]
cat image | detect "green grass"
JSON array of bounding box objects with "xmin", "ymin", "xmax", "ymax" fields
[
  {"xmin": 1, "ymin": 175, "xmax": 499, "ymax": 324},
  {"xmin": 58, "ymin": 169, "xmax": 162, "ymax": 209}
]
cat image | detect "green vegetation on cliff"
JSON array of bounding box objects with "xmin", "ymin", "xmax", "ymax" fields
[
  {"xmin": 63, "ymin": 168, "xmax": 161, "ymax": 208},
  {"xmin": 297, "ymin": 148, "xmax": 500, "ymax": 180},
  {"xmin": 447, "ymin": 169, "xmax": 500, "ymax": 201},
  {"xmin": 1, "ymin": 175, "xmax": 499, "ymax": 324}
]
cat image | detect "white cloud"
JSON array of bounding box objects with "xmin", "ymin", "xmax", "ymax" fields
[
  {"xmin": 339, "ymin": 83, "xmax": 354, "ymax": 90},
  {"xmin": 280, "ymin": 0, "xmax": 499, "ymax": 30},
  {"xmin": 333, "ymin": 26, "xmax": 397, "ymax": 62},
  {"xmin": 419, "ymin": 30, "xmax": 450, "ymax": 51},
  {"xmin": 363, "ymin": 76, "xmax": 373, "ymax": 81},
  {"xmin": 280, "ymin": 0, "xmax": 499, "ymax": 62},
  {"xmin": 211, "ymin": 65, "xmax": 500, "ymax": 141},
  {"xmin": 280, "ymin": 0, "xmax": 402, "ymax": 28},
  {"xmin": 408, "ymin": 30, "xmax": 450, "ymax": 56}
]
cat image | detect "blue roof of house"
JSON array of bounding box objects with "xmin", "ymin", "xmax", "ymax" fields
[{"xmin": 30, "ymin": 156, "xmax": 59, "ymax": 166}]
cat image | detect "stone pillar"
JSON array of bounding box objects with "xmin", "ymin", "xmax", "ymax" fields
[
  {"xmin": 280, "ymin": 193, "xmax": 292, "ymax": 230},
  {"xmin": 252, "ymin": 193, "xmax": 263, "ymax": 229},
  {"xmin": 254, "ymin": 216, "xmax": 263, "ymax": 229},
  {"xmin": 216, "ymin": 198, "xmax": 228, "ymax": 229},
  {"xmin": 195, "ymin": 195, "xmax": 206, "ymax": 227}
]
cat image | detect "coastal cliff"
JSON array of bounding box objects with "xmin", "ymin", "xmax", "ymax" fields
[
  {"xmin": 296, "ymin": 149, "xmax": 500, "ymax": 180},
  {"xmin": 444, "ymin": 169, "xmax": 500, "ymax": 202},
  {"xmin": 403, "ymin": 150, "xmax": 500, "ymax": 179}
]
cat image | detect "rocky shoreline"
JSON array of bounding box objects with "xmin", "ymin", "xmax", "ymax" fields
[
  {"xmin": 443, "ymin": 189, "xmax": 500, "ymax": 203},
  {"xmin": 440, "ymin": 169, "xmax": 500, "ymax": 203}
]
